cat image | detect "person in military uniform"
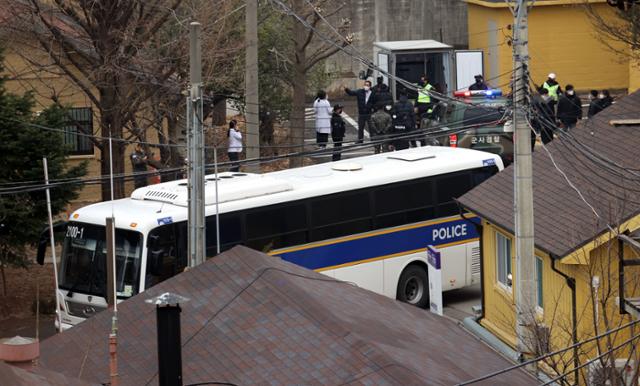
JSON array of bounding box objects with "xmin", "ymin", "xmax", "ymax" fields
[{"xmin": 368, "ymin": 103, "xmax": 392, "ymax": 153}]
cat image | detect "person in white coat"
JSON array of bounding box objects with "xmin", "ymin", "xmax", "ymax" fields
[
  {"xmin": 227, "ymin": 119, "xmax": 242, "ymax": 172},
  {"xmin": 313, "ymin": 90, "xmax": 332, "ymax": 148}
]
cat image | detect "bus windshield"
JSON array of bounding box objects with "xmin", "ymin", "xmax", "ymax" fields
[{"xmin": 59, "ymin": 222, "xmax": 143, "ymax": 299}]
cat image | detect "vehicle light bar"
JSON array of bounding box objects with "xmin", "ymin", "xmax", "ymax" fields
[{"xmin": 453, "ymin": 89, "xmax": 503, "ymax": 98}]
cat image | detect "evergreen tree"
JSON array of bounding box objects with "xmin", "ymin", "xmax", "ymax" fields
[{"xmin": 0, "ymin": 54, "xmax": 87, "ymax": 296}]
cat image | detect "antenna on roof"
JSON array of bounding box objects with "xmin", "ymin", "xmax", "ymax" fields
[{"xmin": 107, "ymin": 130, "xmax": 119, "ymax": 386}]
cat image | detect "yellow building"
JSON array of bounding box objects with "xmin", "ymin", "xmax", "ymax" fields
[
  {"xmin": 467, "ymin": 0, "xmax": 629, "ymax": 93},
  {"xmin": 2, "ymin": 39, "xmax": 164, "ymax": 205},
  {"xmin": 458, "ymin": 90, "xmax": 640, "ymax": 383}
]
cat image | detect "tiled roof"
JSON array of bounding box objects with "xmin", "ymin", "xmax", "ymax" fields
[
  {"xmin": 458, "ymin": 91, "xmax": 640, "ymax": 257},
  {"xmin": 38, "ymin": 246, "xmax": 534, "ymax": 385},
  {"xmin": 0, "ymin": 361, "xmax": 99, "ymax": 386}
]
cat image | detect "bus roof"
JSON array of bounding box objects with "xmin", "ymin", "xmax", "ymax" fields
[{"xmin": 70, "ymin": 147, "xmax": 502, "ymax": 232}]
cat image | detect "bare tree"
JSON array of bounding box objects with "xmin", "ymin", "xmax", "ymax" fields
[
  {"xmin": 511, "ymin": 226, "xmax": 640, "ymax": 385},
  {"xmin": 271, "ymin": 0, "xmax": 352, "ymax": 167},
  {"xmin": 2, "ymin": 0, "xmax": 245, "ymax": 199},
  {"xmin": 584, "ymin": 2, "xmax": 640, "ymax": 61}
]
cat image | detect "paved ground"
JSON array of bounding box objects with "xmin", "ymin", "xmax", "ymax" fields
[
  {"xmin": 442, "ymin": 283, "xmax": 482, "ymax": 321},
  {"xmin": 304, "ymin": 98, "xmax": 375, "ymax": 162}
]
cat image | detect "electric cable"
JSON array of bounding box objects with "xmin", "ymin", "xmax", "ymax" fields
[
  {"xmin": 0, "ymin": 113, "xmax": 508, "ymax": 195},
  {"xmin": 455, "ymin": 318, "xmax": 640, "ymax": 385}
]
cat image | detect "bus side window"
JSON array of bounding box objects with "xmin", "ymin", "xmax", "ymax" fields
[
  {"xmin": 205, "ymin": 214, "xmax": 243, "ymax": 256},
  {"xmin": 435, "ymin": 171, "xmax": 472, "ymax": 217},
  {"xmin": 471, "ymin": 166, "xmax": 499, "ymax": 186},
  {"xmin": 146, "ymin": 225, "xmax": 178, "ymax": 289}
]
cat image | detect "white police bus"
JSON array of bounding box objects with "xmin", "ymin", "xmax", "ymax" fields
[{"xmin": 39, "ymin": 146, "xmax": 502, "ymax": 329}]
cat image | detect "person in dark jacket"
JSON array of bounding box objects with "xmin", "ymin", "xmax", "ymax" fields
[
  {"xmin": 345, "ymin": 80, "xmax": 373, "ymax": 143},
  {"xmin": 371, "ymin": 78, "xmax": 394, "ymax": 114},
  {"xmin": 587, "ymin": 89, "xmax": 600, "ymax": 118},
  {"xmin": 468, "ymin": 74, "xmax": 489, "ymax": 90},
  {"xmin": 391, "ymin": 92, "xmax": 415, "ymax": 151},
  {"xmin": 532, "ymin": 88, "xmax": 556, "ymax": 144},
  {"xmin": 599, "ymin": 90, "xmax": 613, "ymax": 110},
  {"xmin": 330, "ymin": 104, "xmax": 346, "ymax": 161},
  {"xmin": 373, "ymin": 76, "xmax": 389, "ymax": 93},
  {"xmin": 556, "ymin": 84, "xmax": 582, "ymax": 130},
  {"xmin": 130, "ymin": 143, "xmax": 148, "ymax": 189}
]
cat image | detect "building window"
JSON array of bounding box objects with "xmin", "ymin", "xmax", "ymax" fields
[
  {"xmin": 63, "ymin": 108, "xmax": 94, "ymax": 155},
  {"xmin": 536, "ymin": 256, "xmax": 543, "ymax": 310},
  {"xmin": 496, "ymin": 231, "xmax": 512, "ymax": 288}
]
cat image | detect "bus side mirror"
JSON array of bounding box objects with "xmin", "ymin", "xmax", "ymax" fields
[
  {"xmin": 36, "ymin": 228, "xmax": 48, "ymax": 265},
  {"xmin": 36, "ymin": 222, "xmax": 67, "ymax": 265},
  {"xmin": 148, "ymin": 249, "xmax": 165, "ymax": 276}
]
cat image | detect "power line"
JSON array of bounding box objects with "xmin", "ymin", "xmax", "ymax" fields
[
  {"xmin": 540, "ymin": 331, "xmax": 640, "ymax": 385},
  {"xmin": 0, "ymin": 114, "xmax": 505, "ymax": 195},
  {"xmin": 456, "ymin": 318, "xmax": 640, "ymax": 385}
]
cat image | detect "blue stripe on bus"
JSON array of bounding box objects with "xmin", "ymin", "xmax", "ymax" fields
[{"xmin": 273, "ymin": 217, "xmax": 480, "ymax": 270}]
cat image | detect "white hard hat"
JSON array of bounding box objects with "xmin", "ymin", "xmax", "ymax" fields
[{"xmin": 548, "ymin": 73, "xmax": 556, "ymax": 79}]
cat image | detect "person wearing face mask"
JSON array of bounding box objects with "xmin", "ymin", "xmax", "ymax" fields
[
  {"xmin": 556, "ymin": 84, "xmax": 582, "ymax": 130},
  {"xmin": 541, "ymin": 73, "xmax": 562, "ymax": 102},
  {"xmin": 532, "ymin": 87, "xmax": 556, "ymax": 144},
  {"xmin": 599, "ymin": 90, "xmax": 613, "ymax": 110},
  {"xmin": 345, "ymin": 80, "xmax": 374, "ymax": 143},
  {"xmin": 415, "ymin": 75, "xmax": 434, "ymax": 123},
  {"xmin": 330, "ymin": 104, "xmax": 346, "ymax": 161}
]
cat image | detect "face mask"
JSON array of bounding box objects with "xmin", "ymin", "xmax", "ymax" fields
[
  {"xmin": 364, "ymin": 86, "xmax": 370, "ymax": 91},
  {"xmin": 542, "ymin": 95, "xmax": 551, "ymax": 102},
  {"xmin": 567, "ymin": 90, "xmax": 574, "ymax": 96},
  {"xmin": 598, "ymin": 94, "xmax": 605, "ymax": 99}
]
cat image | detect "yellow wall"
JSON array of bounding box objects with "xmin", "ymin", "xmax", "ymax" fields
[
  {"xmin": 480, "ymin": 219, "xmax": 640, "ymax": 383},
  {"xmin": 2, "ymin": 46, "xmax": 160, "ymax": 205},
  {"xmin": 629, "ymin": 59, "xmax": 640, "ymax": 93},
  {"xmin": 468, "ymin": 2, "xmax": 629, "ymax": 93}
]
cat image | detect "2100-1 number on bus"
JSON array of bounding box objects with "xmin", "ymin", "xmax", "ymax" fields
[{"xmin": 66, "ymin": 226, "xmax": 84, "ymax": 239}]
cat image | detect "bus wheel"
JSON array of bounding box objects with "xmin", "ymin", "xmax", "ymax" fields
[{"xmin": 397, "ymin": 265, "xmax": 429, "ymax": 308}]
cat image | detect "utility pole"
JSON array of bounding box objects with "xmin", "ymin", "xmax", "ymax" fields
[
  {"xmin": 245, "ymin": 0, "xmax": 259, "ymax": 172},
  {"xmin": 513, "ymin": 0, "xmax": 536, "ymax": 359},
  {"xmin": 188, "ymin": 22, "xmax": 205, "ymax": 267}
]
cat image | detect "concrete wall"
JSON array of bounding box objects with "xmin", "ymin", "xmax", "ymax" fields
[{"xmin": 325, "ymin": 0, "xmax": 468, "ymax": 91}]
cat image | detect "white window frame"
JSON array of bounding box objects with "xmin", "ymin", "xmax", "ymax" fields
[
  {"xmin": 496, "ymin": 231, "xmax": 512, "ymax": 289},
  {"xmin": 536, "ymin": 256, "xmax": 544, "ymax": 312}
]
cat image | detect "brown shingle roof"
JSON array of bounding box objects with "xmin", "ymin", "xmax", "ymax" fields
[
  {"xmin": 458, "ymin": 91, "xmax": 640, "ymax": 257},
  {"xmin": 37, "ymin": 246, "xmax": 534, "ymax": 385}
]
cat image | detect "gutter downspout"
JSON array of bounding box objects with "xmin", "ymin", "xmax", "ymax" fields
[
  {"xmin": 459, "ymin": 206, "xmax": 485, "ymax": 322},
  {"xmin": 551, "ymin": 254, "xmax": 579, "ymax": 384}
]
